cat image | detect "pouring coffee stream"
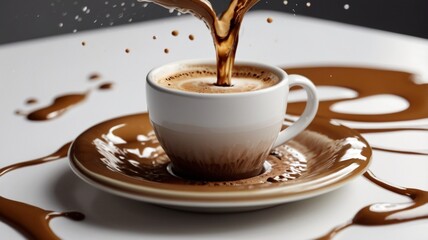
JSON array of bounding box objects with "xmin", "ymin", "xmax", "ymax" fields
[{"xmin": 139, "ymin": 0, "xmax": 259, "ymax": 86}]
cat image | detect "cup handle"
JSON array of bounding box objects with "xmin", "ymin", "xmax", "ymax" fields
[{"xmin": 273, "ymin": 74, "xmax": 319, "ymax": 148}]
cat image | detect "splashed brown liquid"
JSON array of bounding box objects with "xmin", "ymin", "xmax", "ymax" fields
[
  {"xmin": 286, "ymin": 66, "xmax": 428, "ymax": 155},
  {"xmin": 89, "ymin": 73, "xmax": 101, "ymax": 81},
  {"xmin": 98, "ymin": 82, "xmax": 114, "ymax": 90},
  {"xmin": 152, "ymin": 35, "xmax": 157, "ymax": 40},
  {"xmin": 25, "ymin": 98, "xmax": 38, "ymax": 105},
  {"xmin": 189, "ymin": 34, "xmax": 195, "ymax": 40},
  {"xmin": 125, "ymin": 48, "xmax": 130, "ymax": 53},
  {"xmin": 81, "ymin": 41, "xmax": 86, "ymax": 46},
  {"xmin": 164, "ymin": 48, "xmax": 169, "ymax": 54},
  {"xmin": 18, "ymin": 74, "xmax": 114, "ymax": 121},
  {"xmin": 0, "ymin": 142, "xmax": 85, "ymax": 240},
  {"xmin": 284, "ymin": 67, "xmax": 428, "ymax": 239},
  {"xmin": 7, "ymin": 65, "xmax": 427, "ymax": 238},
  {"xmin": 266, "ymin": 17, "xmax": 273, "ymax": 23},
  {"xmin": 317, "ymin": 170, "xmax": 428, "ymax": 240},
  {"xmin": 24, "ymin": 92, "xmax": 88, "ymax": 121},
  {"xmin": 171, "ymin": 30, "xmax": 179, "ymax": 36},
  {"xmin": 285, "ymin": 66, "xmax": 428, "ymax": 123},
  {"xmin": 142, "ymin": 0, "xmax": 260, "ymax": 86},
  {"xmin": 372, "ymin": 147, "xmax": 428, "ymax": 156}
]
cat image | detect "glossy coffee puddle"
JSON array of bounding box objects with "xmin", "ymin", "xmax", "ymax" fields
[
  {"xmin": 0, "ymin": 142, "xmax": 84, "ymax": 240},
  {"xmin": 283, "ymin": 66, "xmax": 428, "ymax": 239},
  {"xmin": 15, "ymin": 74, "xmax": 113, "ymax": 121},
  {"xmin": 317, "ymin": 170, "xmax": 428, "ymax": 240},
  {"xmin": 4, "ymin": 66, "xmax": 428, "ymax": 239}
]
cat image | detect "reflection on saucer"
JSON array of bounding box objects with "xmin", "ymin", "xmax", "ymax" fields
[{"xmin": 69, "ymin": 113, "xmax": 371, "ymax": 212}]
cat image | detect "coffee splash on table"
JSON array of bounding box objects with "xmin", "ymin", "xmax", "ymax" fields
[
  {"xmin": 139, "ymin": 0, "xmax": 260, "ymax": 86},
  {"xmin": 286, "ymin": 66, "xmax": 428, "ymax": 155},
  {"xmin": 0, "ymin": 142, "xmax": 84, "ymax": 240},
  {"xmin": 316, "ymin": 170, "xmax": 428, "ymax": 240},
  {"xmin": 15, "ymin": 74, "xmax": 114, "ymax": 121},
  {"xmin": 283, "ymin": 66, "xmax": 428, "ymax": 239}
]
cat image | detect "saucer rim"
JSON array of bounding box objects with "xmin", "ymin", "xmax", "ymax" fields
[
  {"xmin": 70, "ymin": 156, "xmax": 370, "ymax": 207},
  {"xmin": 68, "ymin": 112, "xmax": 372, "ymax": 207}
]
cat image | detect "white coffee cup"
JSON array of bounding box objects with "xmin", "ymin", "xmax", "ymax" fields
[{"xmin": 146, "ymin": 59, "xmax": 318, "ymax": 181}]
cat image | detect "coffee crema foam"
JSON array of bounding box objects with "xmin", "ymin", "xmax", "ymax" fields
[{"xmin": 157, "ymin": 66, "xmax": 279, "ymax": 93}]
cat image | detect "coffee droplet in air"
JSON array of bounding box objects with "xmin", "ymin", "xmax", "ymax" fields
[
  {"xmin": 98, "ymin": 82, "xmax": 114, "ymax": 90},
  {"xmin": 152, "ymin": 36, "xmax": 157, "ymax": 40},
  {"xmin": 189, "ymin": 34, "xmax": 195, "ymax": 41},
  {"xmin": 171, "ymin": 30, "xmax": 179, "ymax": 36},
  {"xmin": 26, "ymin": 98, "xmax": 38, "ymax": 105},
  {"xmin": 81, "ymin": 41, "xmax": 86, "ymax": 46},
  {"xmin": 267, "ymin": 17, "xmax": 273, "ymax": 23},
  {"xmin": 125, "ymin": 48, "xmax": 130, "ymax": 53},
  {"xmin": 89, "ymin": 73, "xmax": 100, "ymax": 81},
  {"xmin": 164, "ymin": 48, "xmax": 169, "ymax": 54}
]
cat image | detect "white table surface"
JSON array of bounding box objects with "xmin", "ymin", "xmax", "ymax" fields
[{"xmin": 1, "ymin": 10, "xmax": 428, "ymax": 240}]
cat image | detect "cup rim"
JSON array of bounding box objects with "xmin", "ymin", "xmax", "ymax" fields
[{"xmin": 146, "ymin": 59, "xmax": 288, "ymax": 99}]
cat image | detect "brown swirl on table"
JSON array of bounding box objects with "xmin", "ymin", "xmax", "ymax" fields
[
  {"xmin": 284, "ymin": 66, "xmax": 428, "ymax": 239},
  {"xmin": 316, "ymin": 170, "xmax": 428, "ymax": 240},
  {"xmin": 15, "ymin": 74, "xmax": 113, "ymax": 121},
  {"xmin": 0, "ymin": 142, "xmax": 84, "ymax": 240}
]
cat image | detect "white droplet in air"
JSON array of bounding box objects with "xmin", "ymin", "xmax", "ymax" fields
[
  {"xmin": 121, "ymin": 2, "xmax": 125, "ymax": 6},
  {"xmin": 82, "ymin": 6, "xmax": 88, "ymax": 12},
  {"xmin": 169, "ymin": 8, "xmax": 174, "ymax": 13},
  {"xmin": 131, "ymin": 3, "xmax": 135, "ymax": 7},
  {"xmin": 283, "ymin": 0, "xmax": 288, "ymax": 5},
  {"xmin": 143, "ymin": 3, "xmax": 148, "ymax": 7},
  {"xmin": 85, "ymin": 9, "xmax": 91, "ymax": 14},
  {"xmin": 104, "ymin": 1, "xmax": 109, "ymax": 5},
  {"xmin": 106, "ymin": 13, "xmax": 110, "ymax": 18},
  {"xmin": 306, "ymin": 2, "xmax": 311, "ymax": 7},
  {"xmin": 128, "ymin": 18, "xmax": 133, "ymax": 22},
  {"xmin": 58, "ymin": 22, "xmax": 64, "ymax": 27},
  {"xmin": 177, "ymin": 12, "xmax": 182, "ymax": 16},
  {"xmin": 74, "ymin": 15, "xmax": 79, "ymax": 20},
  {"xmin": 344, "ymin": 4, "xmax": 350, "ymax": 10},
  {"xmin": 73, "ymin": 29, "xmax": 77, "ymax": 33}
]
